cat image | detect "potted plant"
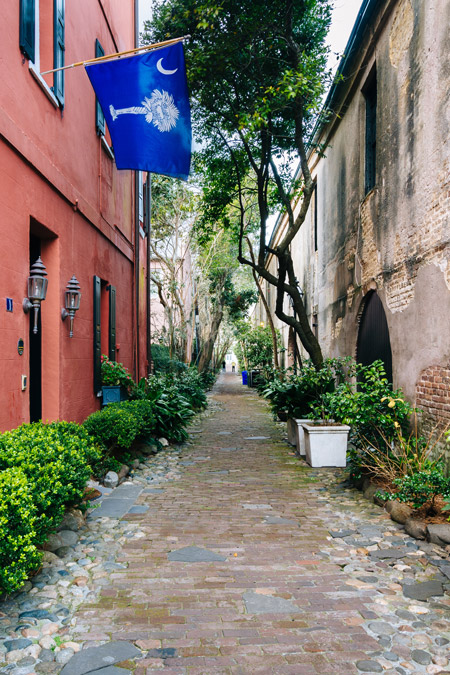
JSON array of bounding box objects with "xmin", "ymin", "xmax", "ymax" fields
[
  {"xmin": 302, "ymin": 420, "xmax": 351, "ymax": 467},
  {"xmin": 101, "ymin": 355, "xmax": 135, "ymax": 405},
  {"xmin": 263, "ymin": 359, "xmax": 342, "ymax": 456}
]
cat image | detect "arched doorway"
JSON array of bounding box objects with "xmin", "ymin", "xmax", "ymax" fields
[{"xmin": 356, "ymin": 291, "xmax": 393, "ymax": 383}]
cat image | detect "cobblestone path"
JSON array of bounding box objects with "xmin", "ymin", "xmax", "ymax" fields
[{"xmin": 71, "ymin": 373, "xmax": 450, "ymax": 674}]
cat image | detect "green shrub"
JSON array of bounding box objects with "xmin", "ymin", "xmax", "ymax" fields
[
  {"xmin": 198, "ymin": 369, "xmax": 216, "ymax": 390},
  {"xmin": 0, "ymin": 468, "xmax": 42, "ymax": 595},
  {"xmin": 0, "ymin": 422, "xmax": 99, "ymax": 543},
  {"xmin": 312, "ymin": 361, "xmax": 412, "ymax": 444},
  {"xmin": 262, "ymin": 358, "xmax": 343, "ymax": 419},
  {"xmin": 151, "ymin": 344, "xmax": 187, "ymax": 374},
  {"xmin": 124, "ymin": 399, "xmax": 156, "ymax": 437},
  {"xmin": 85, "ymin": 368, "xmax": 208, "ymax": 466},
  {"xmin": 145, "ymin": 376, "xmax": 195, "ymax": 443},
  {"xmin": 159, "ymin": 369, "xmax": 208, "ymax": 410},
  {"xmin": 83, "ymin": 405, "xmax": 139, "ymax": 451},
  {"xmin": 386, "ymin": 467, "xmax": 450, "ymax": 510}
]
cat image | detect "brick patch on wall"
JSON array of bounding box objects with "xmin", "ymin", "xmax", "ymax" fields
[{"xmin": 415, "ymin": 365, "xmax": 450, "ymax": 441}]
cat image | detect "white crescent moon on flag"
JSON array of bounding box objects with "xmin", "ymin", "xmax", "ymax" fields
[{"xmin": 156, "ymin": 58, "xmax": 178, "ymax": 75}]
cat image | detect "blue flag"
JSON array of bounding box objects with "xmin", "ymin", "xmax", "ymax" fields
[{"xmin": 85, "ymin": 42, "xmax": 191, "ymax": 180}]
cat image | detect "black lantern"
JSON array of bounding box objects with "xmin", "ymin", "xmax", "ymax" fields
[
  {"xmin": 23, "ymin": 257, "xmax": 48, "ymax": 334},
  {"xmin": 61, "ymin": 275, "xmax": 81, "ymax": 337}
]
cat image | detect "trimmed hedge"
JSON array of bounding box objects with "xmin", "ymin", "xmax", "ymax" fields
[
  {"xmin": 0, "ymin": 468, "xmax": 41, "ymax": 595},
  {"xmin": 83, "ymin": 405, "xmax": 140, "ymax": 451},
  {"xmin": 83, "ymin": 369, "xmax": 209, "ymax": 459},
  {"xmin": 0, "ymin": 421, "xmax": 100, "ymax": 544}
]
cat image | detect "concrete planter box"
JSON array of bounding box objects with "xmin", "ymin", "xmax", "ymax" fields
[
  {"xmin": 303, "ymin": 422, "xmax": 350, "ymax": 467},
  {"xmin": 287, "ymin": 418, "xmax": 310, "ymax": 456}
]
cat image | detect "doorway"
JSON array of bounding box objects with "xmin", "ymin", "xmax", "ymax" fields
[
  {"xmin": 29, "ymin": 234, "xmax": 42, "ymax": 422},
  {"xmin": 356, "ymin": 290, "xmax": 393, "ymax": 383}
]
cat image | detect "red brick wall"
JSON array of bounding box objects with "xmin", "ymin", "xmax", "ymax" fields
[{"xmin": 415, "ymin": 365, "xmax": 450, "ymax": 433}]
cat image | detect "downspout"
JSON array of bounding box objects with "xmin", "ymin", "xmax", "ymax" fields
[
  {"xmin": 146, "ymin": 173, "xmax": 152, "ymax": 375},
  {"xmin": 134, "ymin": 0, "xmax": 140, "ymax": 379}
]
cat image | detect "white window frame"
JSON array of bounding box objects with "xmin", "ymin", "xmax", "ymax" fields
[{"xmin": 28, "ymin": 0, "xmax": 60, "ymax": 107}]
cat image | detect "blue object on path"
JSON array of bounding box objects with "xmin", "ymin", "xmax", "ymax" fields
[{"xmin": 242, "ymin": 370, "xmax": 248, "ymax": 385}]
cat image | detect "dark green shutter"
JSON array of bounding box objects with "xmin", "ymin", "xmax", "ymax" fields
[
  {"xmin": 143, "ymin": 176, "xmax": 151, "ymax": 235},
  {"xmin": 108, "ymin": 285, "xmax": 116, "ymax": 361},
  {"xmin": 93, "ymin": 275, "xmax": 102, "ymax": 395},
  {"xmin": 95, "ymin": 39, "xmax": 106, "ymax": 135},
  {"xmin": 20, "ymin": 0, "xmax": 35, "ymax": 62},
  {"xmin": 53, "ymin": 0, "xmax": 65, "ymax": 106}
]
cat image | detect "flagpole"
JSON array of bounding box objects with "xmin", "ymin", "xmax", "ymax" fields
[{"xmin": 40, "ymin": 35, "xmax": 190, "ymax": 76}]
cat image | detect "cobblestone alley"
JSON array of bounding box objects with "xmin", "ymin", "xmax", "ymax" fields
[
  {"xmin": 66, "ymin": 373, "xmax": 450, "ymax": 674},
  {"xmin": 2, "ymin": 374, "xmax": 449, "ymax": 675}
]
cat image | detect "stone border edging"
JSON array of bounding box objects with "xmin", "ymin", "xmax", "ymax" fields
[{"xmin": 354, "ymin": 476, "xmax": 450, "ymax": 550}]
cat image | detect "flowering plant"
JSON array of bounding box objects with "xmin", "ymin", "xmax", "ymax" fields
[{"xmin": 101, "ymin": 355, "xmax": 135, "ymax": 390}]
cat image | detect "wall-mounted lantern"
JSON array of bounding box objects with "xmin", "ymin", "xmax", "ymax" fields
[
  {"xmin": 23, "ymin": 257, "xmax": 48, "ymax": 334},
  {"xmin": 61, "ymin": 275, "xmax": 81, "ymax": 338}
]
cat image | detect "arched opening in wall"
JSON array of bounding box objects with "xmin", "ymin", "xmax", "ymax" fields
[{"xmin": 356, "ymin": 290, "xmax": 393, "ymax": 383}]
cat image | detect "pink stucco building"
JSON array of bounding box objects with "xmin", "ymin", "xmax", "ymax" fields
[{"xmin": 0, "ymin": 0, "xmax": 151, "ymax": 429}]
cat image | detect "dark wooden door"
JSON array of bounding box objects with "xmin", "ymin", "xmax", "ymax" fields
[
  {"xmin": 357, "ymin": 291, "xmax": 392, "ymax": 383},
  {"xmin": 29, "ymin": 234, "xmax": 42, "ymax": 422}
]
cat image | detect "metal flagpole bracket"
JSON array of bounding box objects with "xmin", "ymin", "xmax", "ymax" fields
[{"xmin": 40, "ymin": 35, "xmax": 191, "ymax": 77}]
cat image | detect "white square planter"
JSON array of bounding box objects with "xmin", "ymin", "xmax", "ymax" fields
[
  {"xmin": 287, "ymin": 418, "xmax": 310, "ymax": 456},
  {"xmin": 303, "ymin": 423, "xmax": 350, "ymax": 467},
  {"xmin": 287, "ymin": 418, "xmax": 297, "ymax": 446}
]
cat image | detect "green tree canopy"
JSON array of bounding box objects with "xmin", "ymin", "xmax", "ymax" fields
[{"xmin": 144, "ymin": 0, "xmax": 333, "ymax": 368}]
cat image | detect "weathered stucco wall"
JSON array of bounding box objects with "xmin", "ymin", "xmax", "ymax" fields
[
  {"xmin": 313, "ymin": 0, "xmax": 449, "ymax": 424},
  {"xmin": 260, "ymin": 0, "xmax": 449, "ymax": 433}
]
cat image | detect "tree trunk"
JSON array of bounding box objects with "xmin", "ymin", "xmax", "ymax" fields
[
  {"xmin": 197, "ymin": 307, "xmax": 224, "ymax": 373},
  {"xmin": 247, "ymin": 237, "xmax": 280, "ymax": 372}
]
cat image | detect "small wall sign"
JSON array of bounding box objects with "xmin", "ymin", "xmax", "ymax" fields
[
  {"xmin": 17, "ymin": 338, "xmax": 24, "ymax": 355},
  {"xmin": 6, "ymin": 298, "xmax": 13, "ymax": 312}
]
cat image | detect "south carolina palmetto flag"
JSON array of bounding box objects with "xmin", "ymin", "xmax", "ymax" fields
[{"xmin": 85, "ymin": 42, "xmax": 192, "ymax": 180}]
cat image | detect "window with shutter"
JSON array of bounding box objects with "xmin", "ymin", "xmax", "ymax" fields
[
  {"xmin": 53, "ymin": 0, "xmax": 65, "ymax": 106},
  {"xmin": 108, "ymin": 285, "xmax": 116, "ymax": 361},
  {"xmin": 93, "ymin": 275, "xmax": 102, "ymax": 395},
  {"xmin": 364, "ymin": 69, "xmax": 377, "ymax": 195},
  {"xmin": 19, "ymin": 0, "xmax": 65, "ymax": 108},
  {"xmin": 95, "ymin": 39, "xmax": 106, "ymax": 135},
  {"xmin": 143, "ymin": 174, "xmax": 151, "ymax": 235},
  {"xmin": 20, "ymin": 0, "xmax": 36, "ymax": 62}
]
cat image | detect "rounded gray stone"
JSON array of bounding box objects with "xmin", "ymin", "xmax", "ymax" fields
[
  {"xmin": 356, "ymin": 660, "xmax": 383, "ymax": 672},
  {"xmin": 36, "ymin": 663, "xmax": 60, "ymax": 674},
  {"xmin": 58, "ymin": 530, "xmax": 78, "ymax": 547},
  {"xmin": 427, "ymin": 523, "xmax": 450, "ymax": 545},
  {"xmin": 404, "ymin": 518, "xmax": 427, "ymax": 540},
  {"xmin": 363, "ymin": 484, "xmax": 379, "ymax": 501},
  {"xmin": 387, "ymin": 501, "xmax": 413, "ymax": 524},
  {"xmin": 368, "ymin": 621, "xmax": 395, "ymax": 636},
  {"xmin": 55, "ymin": 648, "xmax": 75, "ymax": 665},
  {"xmin": 436, "ymin": 637, "xmax": 449, "ymax": 646},
  {"xmin": 104, "ymin": 471, "xmax": 119, "ymax": 488},
  {"xmin": 44, "ymin": 532, "xmax": 64, "ymax": 552},
  {"xmin": 57, "ymin": 509, "xmax": 84, "ymax": 532},
  {"xmin": 411, "ymin": 649, "xmax": 432, "ymax": 665},
  {"xmin": 39, "ymin": 649, "xmax": 56, "ymax": 663},
  {"xmin": 383, "ymin": 652, "xmax": 398, "ymax": 661},
  {"xmin": 396, "ymin": 609, "xmax": 416, "ymax": 621},
  {"xmin": 17, "ymin": 656, "xmax": 37, "ymax": 667},
  {"xmin": 4, "ymin": 638, "xmax": 32, "ymax": 652}
]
